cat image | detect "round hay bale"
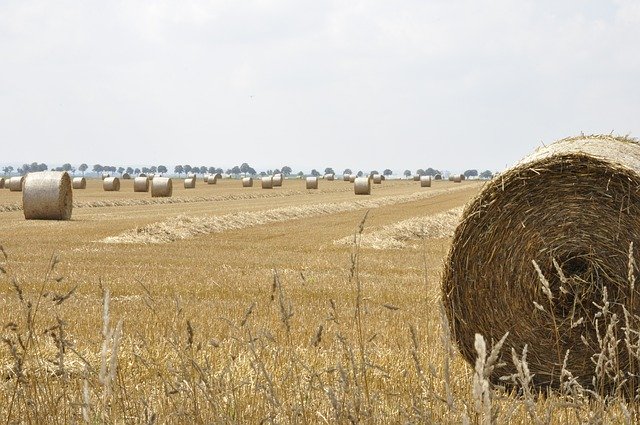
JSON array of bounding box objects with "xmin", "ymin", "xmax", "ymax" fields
[
  {"xmin": 381, "ymin": 175, "xmax": 386, "ymax": 181},
  {"xmin": 343, "ymin": 174, "xmax": 351, "ymax": 182},
  {"xmin": 420, "ymin": 175, "xmax": 431, "ymax": 187},
  {"xmin": 22, "ymin": 171, "xmax": 72, "ymax": 220},
  {"xmin": 413, "ymin": 175, "xmax": 420, "ymax": 181},
  {"xmin": 306, "ymin": 176, "xmax": 318, "ymax": 189},
  {"xmin": 151, "ymin": 177, "xmax": 172, "ymax": 197},
  {"xmin": 448, "ymin": 175, "xmax": 454, "ymax": 181},
  {"xmin": 452, "ymin": 175, "xmax": 462, "ymax": 183},
  {"xmin": 184, "ymin": 177, "xmax": 196, "ymax": 189},
  {"xmin": 354, "ymin": 176, "xmax": 371, "ymax": 195},
  {"xmin": 372, "ymin": 174, "xmax": 383, "ymax": 184},
  {"xmin": 134, "ymin": 176, "xmax": 149, "ymax": 192},
  {"xmin": 460, "ymin": 174, "xmax": 466, "ymax": 181},
  {"xmin": 272, "ymin": 173, "xmax": 283, "ymax": 187},
  {"xmin": 72, "ymin": 177, "xmax": 86, "ymax": 189},
  {"xmin": 261, "ymin": 176, "xmax": 273, "ymax": 189},
  {"xmin": 242, "ymin": 177, "xmax": 253, "ymax": 187},
  {"xmin": 207, "ymin": 173, "xmax": 221, "ymax": 185},
  {"xmin": 324, "ymin": 173, "xmax": 335, "ymax": 181},
  {"xmin": 0, "ymin": 177, "xmax": 4, "ymax": 189},
  {"xmin": 8, "ymin": 176, "xmax": 25, "ymax": 192},
  {"xmin": 434, "ymin": 174, "xmax": 442, "ymax": 180},
  {"xmin": 443, "ymin": 134, "xmax": 640, "ymax": 396},
  {"xmin": 103, "ymin": 177, "xmax": 120, "ymax": 191},
  {"xmin": 349, "ymin": 175, "xmax": 356, "ymax": 183},
  {"xmin": 122, "ymin": 173, "xmax": 131, "ymax": 180}
]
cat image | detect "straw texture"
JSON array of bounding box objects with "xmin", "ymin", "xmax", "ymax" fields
[
  {"xmin": 442, "ymin": 134, "xmax": 640, "ymax": 395},
  {"xmin": 354, "ymin": 177, "xmax": 371, "ymax": 195},
  {"xmin": 22, "ymin": 171, "xmax": 73, "ymax": 220}
]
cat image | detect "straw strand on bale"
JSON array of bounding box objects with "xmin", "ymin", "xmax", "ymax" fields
[
  {"xmin": 442, "ymin": 134, "xmax": 640, "ymax": 397},
  {"xmin": 103, "ymin": 177, "xmax": 120, "ymax": 191},
  {"xmin": 72, "ymin": 177, "xmax": 86, "ymax": 189},
  {"xmin": 151, "ymin": 177, "xmax": 173, "ymax": 197},
  {"xmin": 22, "ymin": 171, "xmax": 73, "ymax": 220}
]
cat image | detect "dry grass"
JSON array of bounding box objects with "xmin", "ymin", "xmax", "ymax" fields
[{"xmin": 0, "ymin": 177, "xmax": 636, "ymax": 423}]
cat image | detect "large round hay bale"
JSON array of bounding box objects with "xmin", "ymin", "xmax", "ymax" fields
[
  {"xmin": 22, "ymin": 171, "xmax": 72, "ymax": 220},
  {"xmin": 452, "ymin": 175, "xmax": 462, "ymax": 183},
  {"xmin": 354, "ymin": 176, "xmax": 371, "ymax": 195},
  {"xmin": 343, "ymin": 174, "xmax": 351, "ymax": 182},
  {"xmin": 184, "ymin": 177, "xmax": 196, "ymax": 189},
  {"xmin": 349, "ymin": 175, "xmax": 356, "ymax": 183},
  {"xmin": 413, "ymin": 175, "xmax": 420, "ymax": 181},
  {"xmin": 420, "ymin": 175, "xmax": 431, "ymax": 187},
  {"xmin": 306, "ymin": 176, "xmax": 318, "ymax": 189},
  {"xmin": 325, "ymin": 173, "xmax": 335, "ymax": 181},
  {"xmin": 443, "ymin": 134, "xmax": 640, "ymax": 396},
  {"xmin": 261, "ymin": 176, "xmax": 273, "ymax": 189},
  {"xmin": 272, "ymin": 174, "xmax": 283, "ymax": 187},
  {"xmin": 207, "ymin": 173, "xmax": 221, "ymax": 185},
  {"xmin": 8, "ymin": 176, "xmax": 25, "ymax": 192},
  {"xmin": 134, "ymin": 176, "xmax": 149, "ymax": 192},
  {"xmin": 103, "ymin": 177, "xmax": 120, "ymax": 191},
  {"xmin": 0, "ymin": 177, "xmax": 5, "ymax": 189},
  {"xmin": 242, "ymin": 177, "xmax": 253, "ymax": 187},
  {"xmin": 372, "ymin": 174, "xmax": 383, "ymax": 184},
  {"xmin": 72, "ymin": 177, "xmax": 86, "ymax": 189},
  {"xmin": 151, "ymin": 177, "xmax": 172, "ymax": 197}
]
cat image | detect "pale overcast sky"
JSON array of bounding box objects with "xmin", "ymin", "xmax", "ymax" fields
[{"xmin": 1, "ymin": 0, "xmax": 638, "ymax": 174}]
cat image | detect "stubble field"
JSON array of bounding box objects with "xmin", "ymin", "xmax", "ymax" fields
[{"xmin": 0, "ymin": 177, "xmax": 629, "ymax": 423}]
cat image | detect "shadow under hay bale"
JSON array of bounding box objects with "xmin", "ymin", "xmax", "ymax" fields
[
  {"xmin": 22, "ymin": 171, "xmax": 73, "ymax": 220},
  {"xmin": 442, "ymin": 134, "xmax": 640, "ymax": 397}
]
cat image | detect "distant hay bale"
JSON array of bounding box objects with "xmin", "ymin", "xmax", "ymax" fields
[
  {"xmin": 443, "ymin": 134, "xmax": 640, "ymax": 397},
  {"xmin": 103, "ymin": 177, "xmax": 120, "ymax": 191},
  {"xmin": 434, "ymin": 174, "xmax": 442, "ymax": 180},
  {"xmin": 207, "ymin": 173, "xmax": 221, "ymax": 185},
  {"xmin": 343, "ymin": 174, "xmax": 351, "ymax": 182},
  {"xmin": 0, "ymin": 177, "xmax": 4, "ymax": 189},
  {"xmin": 413, "ymin": 175, "xmax": 420, "ymax": 181},
  {"xmin": 349, "ymin": 175, "xmax": 356, "ymax": 183},
  {"xmin": 420, "ymin": 175, "xmax": 431, "ymax": 187},
  {"xmin": 133, "ymin": 176, "xmax": 149, "ymax": 192},
  {"xmin": 448, "ymin": 175, "xmax": 454, "ymax": 181},
  {"xmin": 242, "ymin": 177, "xmax": 253, "ymax": 187},
  {"xmin": 139, "ymin": 173, "xmax": 147, "ymax": 177},
  {"xmin": 372, "ymin": 174, "xmax": 383, "ymax": 184},
  {"xmin": 272, "ymin": 173, "xmax": 283, "ymax": 187},
  {"xmin": 453, "ymin": 175, "xmax": 462, "ymax": 183},
  {"xmin": 187, "ymin": 173, "xmax": 196, "ymax": 179},
  {"xmin": 381, "ymin": 175, "xmax": 386, "ymax": 181},
  {"xmin": 261, "ymin": 176, "xmax": 273, "ymax": 189},
  {"xmin": 101, "ymin": 173, "xmax": 110, "ymax": 180},
  {"xmin": 22, "ymin": 171, "xmax": 72, "ymax": 220},
  {"xmin": 460, "ymin": 174, "xmax": 466, "ymax": 180},
  {"xmin": 8, "ymin": 176, "xmax": 25, "ymax": 192},
  {"xmin": 72, "ymin": 177, "xmax": 86, "ymax": 189},
  {"xmin": 122, "ymin": 173, "xmax": 131, "ymax": 180},
  {"xmin": 306, "ymin": 176, "xmax": 318, "ymax": 189},
  {"xmin": 354, "ymin": 176, "xmax": 371, "ymax": 195},
  {"xmin": 151, "ymin": 177, "xmax": 172, "ymax": 197},
  {"xmin": 184, "ymin": 177, "xmax": 196, "ymax": 189},
  {"xmin": 324, "ymin": 173, "xmax": 335, "ymax": 181}
]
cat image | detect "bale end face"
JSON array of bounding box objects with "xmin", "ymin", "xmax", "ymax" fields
[{"xmin": 22, "ymin": 171, "xmax": 73, "ymax": 220}]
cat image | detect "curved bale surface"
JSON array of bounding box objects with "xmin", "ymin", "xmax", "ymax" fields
[
  {"xmin": 261, "ymin": 176, "xmax": 273, "ymax": 189},
  {"xmin": 151, "ymin": 177, "xmax": 173, "ymax": 197},
  {"xmin": 8, "ymin": 176, "xmax": 25, "ymax": 192},
  {"xmin": 23, "ymin": 171, "xmax": 72, "ymax": 220},
  {"xmin": 272, "ymin": 174, "xmax": 283, "ymax": 187},
  {"xmin": 413, "ymin": 175, "xmax": 420, "ymax": 181},
  {"xmin": 184, "ymin": 177, "xmax": 196, "ymax": 189},
  {"xmin": 372, "ymin": 174, "xmax": 383, "ymax": 184},
  {"xmin": 134, "ymin": 177, "xmax": 149, "ymax": 192},
  {"xmin": 242, "ymin": 177, "xmax": 253, "ymax": 187},
  {"xmin": 306, "ymin": 176, "xmax": 318, "ymax": 189},
  {"xmin": 103, "ymin": 177, "xmax": 120, "ymax": 191},
  {"xmin": 420, "ymin": 175, "xmax": 431, "ymax": 187},
  {"xmin": 72, "ymin": 177, "xmax": 86, "ymax": 189},
  {"xmin": 443, "ymin": 134, "xmax": 640, "ymax": 396},
  {"xmin": 354, "ymin": 176, "xmax": 371, "ymax": 195}
]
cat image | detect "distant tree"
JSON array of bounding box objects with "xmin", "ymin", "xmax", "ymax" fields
[
  {"xmin": 416, "ymin": 169, "xmax": 425, "ymax": 176},
  {"xmin": 126, "ymin": 167, "xmax": 134, "ymax": 175},
  {"xmin": 78, "ymin": 163, "xmax": 88, "ymax": 175},
  {"xmin": 93, "ymin": 164, "xmax": 104, "ymax": 175},
  {"xmin": 215, "ymin": 168, "xmax": 224, "ymax": 174},
  {"xmin": 281, "ymin": 166, "xmax": 292, "ymax": 176},
  {"xmin": 273, "ymin": 168, "xmax": 281, "ymax": 175},
  {"xmin": 231, "ymin": 166, "xmax": 241, "ymax": 175},
  {"xmin": 297, "ymin": 171, "xmax": 304, "ymax": 177},
  {"xmin": 37, "ymin": 163, "xmax": 47, "ymax": 171},
  {"xmin": 425, "ymin": 167, "xmax": 440, "ymax": 176},
  {"xmin": 60, "ymin": 163, "xmax": 71, "ymax": 172},
  {"xmin": 356, "ymin": 171, "xmax": 364, "ymax": 177},
  {"xmin": 141, "ymin": 167, "xmax": 150, "ymax": 174},
  {"xmin": 480, "ymin": 170, "xmax": 493, "ymax": 179},
  {"xmin": 208, "ymin": 166, "xmax": 216, "ymax": 174},
  {"xmin": 157, "ymin": 165, "xmax": 167, "ymax": 174},
  {"xmin": 324, "ymin": 167, "xmax": 335, "ymax": 175},
  {"xmin": 200, "ymin": 166, "xmax": 208, "ymax": 175},
  {"xmin": 184, "ymin": 165, "xmax": 192, "ymax": 175},
  {"xmin": 259, "ymin": 171, "xmax": 267, "ymax": 177},
  {"xmin": 134, "ymin": 168, "xmax": 141, "ymax": 174},
  {"xmin": 343, "ymin": 168, "xmax": 352, "ymax": 175},
  {"xmin": 464, "ymin": 169, "xmax": 478, "ymax": 178},
  {"xmin": 247, "ymin": 167, "xmax": 256, "ymax": 175},
  {"xmin": 54, "ymin": 166, "xmax": 63, "ymax": 171},
  {"xmin": 240, "ymin": 163, "xmax": 251, "ymax": 175},
  {"xmin": 174, "ymin": 165, "xmax": 184, "ymax": 176},
  {"xmin": 3, "ymin": 166, "xmax": 14, "ymax": 175},
  {"xmin": 310, "ymin": 169, "xmax": 320, "ymax": 177},
  {"xmin": 117, "ymin": 167, "xmax": 125, "ymax": 175},
  {"xmin": 404, "ymin": 169, "xmax": 412, "ymax": 178},
  {"xmin": 383, "ymin": 169, "xmax": 393, "ymax": 176},
  {"xmin": 148, "ymin": 166, "xmax": 156, "ymax": 173}
]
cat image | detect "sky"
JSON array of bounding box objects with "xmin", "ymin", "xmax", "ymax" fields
[{"xmin": 1, "ymin": 0, "xmax": 639, "ymax": 175}]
